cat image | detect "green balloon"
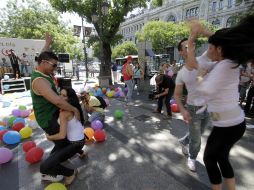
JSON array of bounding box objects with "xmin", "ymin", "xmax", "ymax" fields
[
  {"xmin": 114, "ymin": 110, "xmax": 123, "ymax": 119},
  {"xmin": 8, "ymin": 116, "xmax": 17, "ymax": 126},
  {"xmin": 19, "ymin": 105, "xmax": 27, "ymax": 110}
]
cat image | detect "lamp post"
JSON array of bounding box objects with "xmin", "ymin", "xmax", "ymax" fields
[
  {"xmin": 81, "ymin": 17, "xmax": 89, "ymax": 79},
  {"xmin": 91, "ymin": 0, "xmax": 110, "ymax": 85}
]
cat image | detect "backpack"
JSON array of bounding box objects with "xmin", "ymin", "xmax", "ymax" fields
[{"xmin": 95, "ymin": 96, "xmax": 107, "ymax": 109}]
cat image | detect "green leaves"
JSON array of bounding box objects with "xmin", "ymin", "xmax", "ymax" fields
[
  {"xmin": 0, "ymin": 0, "xmax": 83, "ymax": 59},
  {"xmin": 112, "ymin": 41, "xmax": 138, "ymax": 59},
  {"xmin": 136, "ymin": 20, "xmax": 219, "ymax": 53}
]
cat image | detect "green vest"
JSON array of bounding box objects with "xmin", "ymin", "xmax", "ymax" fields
[{"xmin": 31, "ymin": 71, "xmax": 59, "ymax": 129}]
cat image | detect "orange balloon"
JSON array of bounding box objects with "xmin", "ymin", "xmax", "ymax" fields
[{"xmin": 84, "ymin": 127, "xmax": 94, "ymax": 140}]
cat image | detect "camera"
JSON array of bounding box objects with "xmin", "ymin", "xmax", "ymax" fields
[{"xmin": 148, "ymin": 90, "xmax": 160, "ymax": 100}]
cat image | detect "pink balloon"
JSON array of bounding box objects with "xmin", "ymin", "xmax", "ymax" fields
[
  {"xmin": 20, "ymin": 110, "xmax": 30, "ymax": 118},
  {"xmin": 0, "ymin": 147, "xmax": 13, "ymax": 164}
]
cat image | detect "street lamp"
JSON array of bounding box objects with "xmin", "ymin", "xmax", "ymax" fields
[{"xmin": 81, "ymin": 17, "xmax": 89, "ymax": 79}]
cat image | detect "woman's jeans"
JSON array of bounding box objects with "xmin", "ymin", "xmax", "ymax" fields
[{"xmin": 125, "ymin": 79, "xmax": 133, "ymax": 102}]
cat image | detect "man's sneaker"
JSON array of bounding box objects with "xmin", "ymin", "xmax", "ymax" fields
[
  {"xmin": 41, "ymin": 174, "xmax": 64, "ymax": 182},
  {"xmin": 179, "ymin": 141, "xmax": 188, "ymax": 156},
  {"xmin": 187, "ymin": 158, "xmax": 196, "ymax": 172}
]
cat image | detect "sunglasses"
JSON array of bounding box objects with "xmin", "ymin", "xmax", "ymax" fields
[{"xmin": 44, "ymin": 60, "xmax": 58, "ymax": 68}]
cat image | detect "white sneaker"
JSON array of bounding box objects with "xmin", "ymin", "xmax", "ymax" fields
[
  {"xmin": 137, "ymin": 92, "xmax": 140, "ymax": 95},
  {"xmin": 187, "ymin": 158, "xmax": 196, "ymax": 172},
  {"xmin": 41, "ymin": 174, "xmax": 64, "ymax": 182}
]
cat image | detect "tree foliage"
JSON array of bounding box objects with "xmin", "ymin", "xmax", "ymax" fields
[
  {"xmin": 112, "ymin": 41, "xmax": 138, "ymax": 59},
  {"xmin": 0, "ymin": 0, "xmax": 83, "ymax": 59},
  {"xmin": 136, "ymin": 20, "xmax": 218, "ymax": 53},
  {"xmin": 49, "ymin": 0, "xmax": 147, "ymax": 77}
]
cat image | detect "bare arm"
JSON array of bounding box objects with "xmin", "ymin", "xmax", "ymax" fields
[
  {"xmin": 33, "ymin": 78, "xmax": 80, "ymax": 119},
  {"xmin": 155, "ymin": 88, "xmax": 169, "ymax": 98},
  {"xmin": 186, "ymin": 20, "xmax": 214, "ymax": 70},
  {"xmin": 46, "ymin": 111, "xmax": 70, "ymax": 140},
  {"xmin": 174, "ymin": 84, "xmax": 192, "ymax": 123},
  {"xmin": 41, "ymin": 32, "xmax": 53, "ymax": 52}
]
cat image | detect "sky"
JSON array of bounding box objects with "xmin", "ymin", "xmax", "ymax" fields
[{"xmin": 0, "ymin": 0, "xmax": 84, "ymax": 26}]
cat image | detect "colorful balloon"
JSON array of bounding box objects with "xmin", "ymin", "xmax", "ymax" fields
[
  {"xmin": 8, "ymin": 116, "xmax": 17, "ymax": 126},
  {"xmin": 25, "ymin": 147, "xmax": 44, "ymax": 164},
  {"xmin": 12, "ymin": 122, "xmax": 25, "ymax": 132},
  {"xmin": 114, "ymin": 110, "xmax": 124, "ymax": 119},
  {"xmin": 12, "ymin": 109, "xmax": 21, "ymax": 117},
  {"xmin": 91, "ymin": 120, "xmax": 103, "ymax": 131},
  {"xmin": 0, "ymin": 130, "xmax": 8, "ymax": 141},
  {"xmin": 171, "ymin": 104, "xmax": 180, "ymax": 113},
  {"xmin": 19, "ymin": 127, "xmax": 32, "ymax": 139},
  {"xmin": 84, "ymin": 127, "xmax": 94, "ymax": 140},
  {"xmin": 22, "ymin": 141, "xmax": 36, "ymax": 152},
  {"xmin": 45, "ymin": 183, "xmax": 67, "ymax": 190},
  {"xmin": 3, "ymin": 131, "xmax": 21, "ymax": 145},
  {"xmin": 18, "ymin": 105, "xmax": 27, "ymax": 110},
  {"xmin": 0, "ymin": 147, "xmax": 13, "ymax": 164},
  {"xmin": 94, "ymin": 130, "xmax": 106, "ymax": 142}
]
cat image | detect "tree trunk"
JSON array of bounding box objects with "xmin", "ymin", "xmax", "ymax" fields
[{"xmin": 100, "ymin": 42, "xmax": 112, "ymax": 84}]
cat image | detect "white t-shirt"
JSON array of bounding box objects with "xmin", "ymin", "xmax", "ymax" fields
[
  {"xmin": 198, "ymin": 59, "xmax": 245, "ymax": 127},
  {"xmin": 175, "ymin": 52, "xmax": 214, "ymax": 106},
  {"xmin": 67, "ymin": 116, "xmax": 84, "ymax": 141}
]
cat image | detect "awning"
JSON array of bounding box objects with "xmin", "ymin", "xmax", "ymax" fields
[{"xmin": 145, "ymin": 49, "xmax": 155, "ymax": 57}]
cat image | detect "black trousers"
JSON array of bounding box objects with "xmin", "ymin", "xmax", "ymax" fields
[
  {"xmin": 40, "ymin": 111, "xmax": 84, "ymax": 177},
  {"xmin": 203, "ymin": 121, "xmax": 246, "ymax": 184},
  {"xmin": 11, "ymin": 64, "xmax": 20, "ymax": 78},
  {"xmin": 244, "ymin": 86, "xmax": 254, "ymax": 113},
  {"xmin": 157, "ymin": 92, "xmax": 173, "ymax": 115}
]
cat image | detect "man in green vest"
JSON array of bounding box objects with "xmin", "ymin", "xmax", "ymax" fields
[{"xmin": 31, "ymin": 33, "xmax": 80, "ymax": 183}]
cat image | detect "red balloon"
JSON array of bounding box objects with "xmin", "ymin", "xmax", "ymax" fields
[
  {"xmin": 0, "ymin": 130, "xmax": 8, "ymax": 141},
  {"xmin": 12, "ymin": 122, "xmax": 25, "ymax": 132},
  {"xmin": 171, "ymin": 104, "xmax": 180, "ymax": 113},
  {"xmin": 25, "ymin": 147, "xmax": 44, "ymax": 164},
  {"xmin": 94, "ymin": 130, "xmax": 106, "ymax": 142},
  {"xmin": 22, "ymin": 141, "xmax": 36, "ymax": 152}
]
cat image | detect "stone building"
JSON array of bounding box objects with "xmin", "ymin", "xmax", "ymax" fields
[{"xmin": 118, "ymin": 0, "xmax": 253, "ymax": 59}]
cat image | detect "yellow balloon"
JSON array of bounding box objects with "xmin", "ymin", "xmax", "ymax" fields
[
  {"xmin": 19, "ymin": 127, "xmax": 32, "ymax": 139},
  {"xmin": 28, "ymin": 112, "xmax": 36, "ymax": 121},
  {"xmin": 45, "ymin": 183, "xmax": 67, "ymax": 190},
  {"xmin": 84, "ymin": 127, "xmax": 94, "ymax": 140}
]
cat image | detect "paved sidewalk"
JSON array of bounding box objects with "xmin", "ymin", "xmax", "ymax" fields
[{"xmin": 1, "ymin": 79, "xmax": 254, "ymax": 190}]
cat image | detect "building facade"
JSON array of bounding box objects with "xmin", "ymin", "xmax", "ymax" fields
[{"xmin": 119, "ymin": 0, "xmax": 253, "ymax": 44}]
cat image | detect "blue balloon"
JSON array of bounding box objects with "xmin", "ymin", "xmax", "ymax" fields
[
  {"xmin": 3, "ymin": 84, "xmax": 10, "ymax": 90},
  {"xmin": 0, "ymin": 126, "xmax": 7, "ymax": 130},
  {"xmin": 13, "ymin": 118, "xmax": 25, "ymax": 125},
  {"xmin": 3, "ymin": 131, "xmax": 21, "ymax": 145}
]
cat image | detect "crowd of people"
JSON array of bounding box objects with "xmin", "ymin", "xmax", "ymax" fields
[
  {"xmin": 29, "ymin": 14, "xmax": 254, "ymax": 189},
  {"xmin": 0, "ymin": 50, "xmax": 32, "ymax": 79}
]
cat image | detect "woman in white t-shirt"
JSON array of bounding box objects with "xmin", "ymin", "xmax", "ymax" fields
[
  {"xmin": 46, "ymin": 88, "xmax": 87, "ymax": 185},
  {"xmin": 186, "ymin": 16, "xmax": 254, "ymax": 190}
]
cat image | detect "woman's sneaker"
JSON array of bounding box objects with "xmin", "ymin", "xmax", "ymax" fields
[{"xmin": 41, "ymin": 174, "xmax": 64, "ymax": 182}]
